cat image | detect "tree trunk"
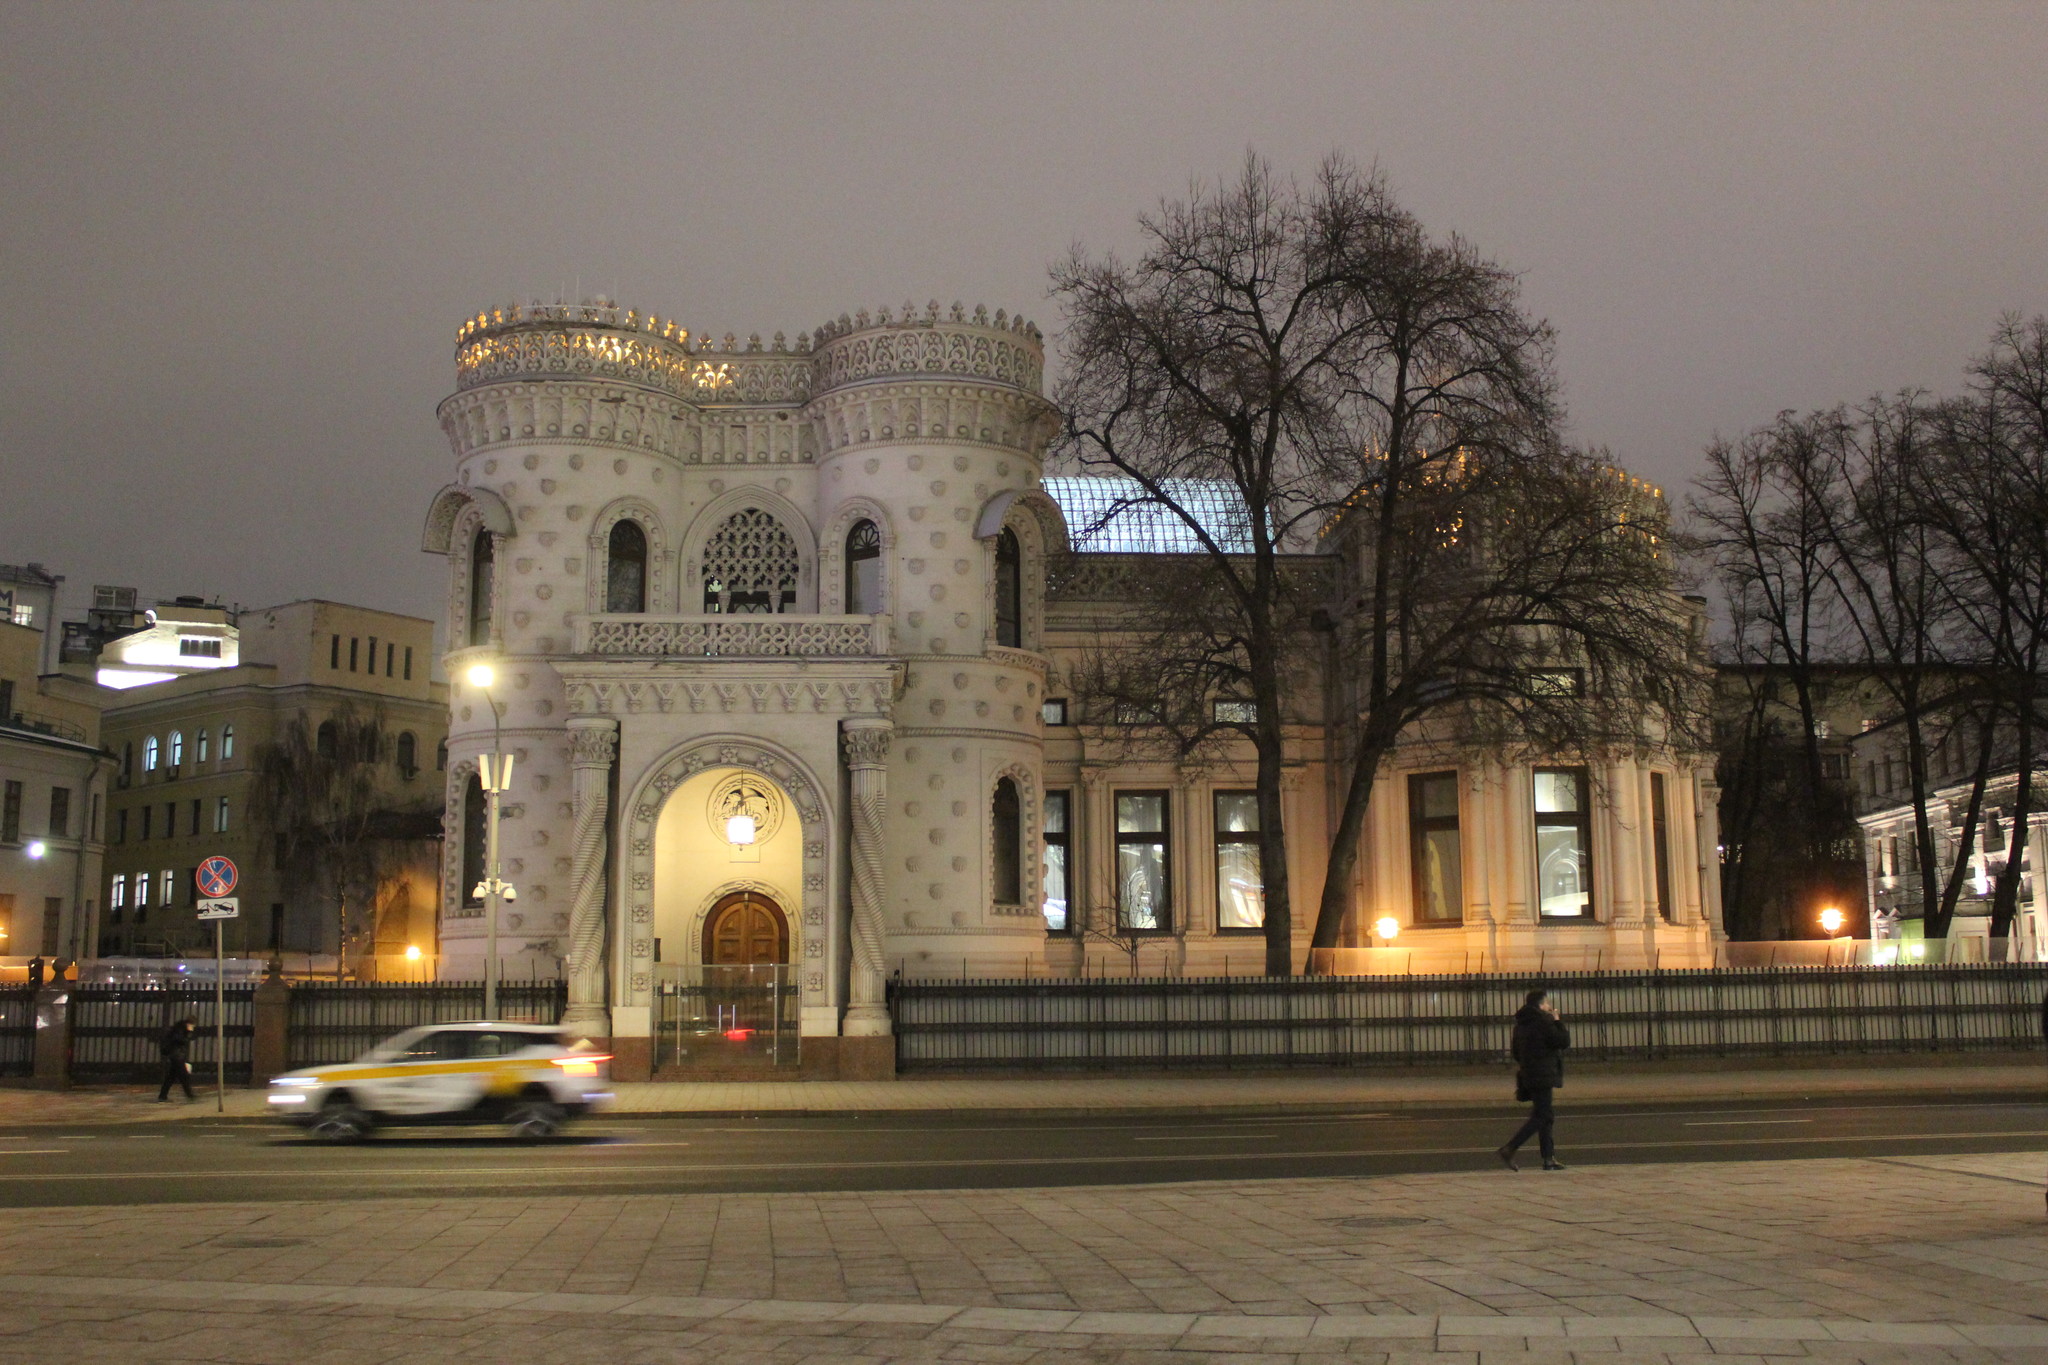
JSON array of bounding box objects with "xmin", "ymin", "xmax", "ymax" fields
[{"xmin": 1311, "ymin": 731, "xmax": 1395, "ymax": 958}]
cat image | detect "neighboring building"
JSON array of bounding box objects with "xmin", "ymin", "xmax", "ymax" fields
[
  {"xmin": 81, "ymin": 593, "xmax": 241, "ymax": 691},
  {"xmin": 422, "ymin": 298, "xmax": 1722, "ymax": 1078},
  {"xmin": 98, "ymin": 601, "xmax": 447, "ymax": 969},
  {"xmin": 0, "ymin": 563, "xmax": 63, "ymax": 672},
  {"xmin": 0, "ymin": 610, "xmax": 112, "ymax": 960},
  {"xmin": 1854, "ymin": 706, "xmax": 2044, "ymax": 957}
]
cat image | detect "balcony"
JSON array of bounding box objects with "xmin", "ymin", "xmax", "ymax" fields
[{"xmin": 577, "ymin": 614, "xmax": 888, "ymax": 659}]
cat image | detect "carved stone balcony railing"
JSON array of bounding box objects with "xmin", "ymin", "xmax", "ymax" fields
[{"xmin": 579, "ymin": 614, "xmax": 888, "ymax": 659}]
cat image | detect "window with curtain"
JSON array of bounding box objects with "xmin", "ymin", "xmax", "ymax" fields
[
  {"xmin": 196, "ymin": 728, "xmax": 209, "ymax": 763},
  {"xmin": 1409, "ymin": 772, "xmax": 1463, "ymax": 923},
  {"xmin": 846, "ymin": 519, "xmax": 883, "ymax": 614},
  {"xmin": 468, "ymin": 527, "xmax": 496, "ymax": 646},
  {"xmin": 992, "ymin": 777, "xmax": 1022, "ymax": 905},
  {"xmin": 1534, "ymin": 768, "xmax": 1593, "ymax": 918},
  {"xmin": 1042, "ymin": 791, "xmax": 1071, "ymax": 933},
  {"xmin": 607, "ymin": 519, "xmax": 649, "ymax": 613},
  {"xmin": 1213, "ymin": 792, "xmax": 1264, "ymax": 931},
  {"xmin": 221, "ymin": 724, "xmax": 234, "ymax": 760},
  {"xmin": 994, "ymin": 527, "xmax": 1022, "ymax": 647},
  {"xmin": 1116, "ymin": 792, "xmax": 1170, "ymax": 931}
]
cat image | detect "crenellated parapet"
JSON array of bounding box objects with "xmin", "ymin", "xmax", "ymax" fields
[
  {"xmin": 810, "ymin": 301, "xmax": 1044, "ymax": 398},
  {"xmin": 454, "ymin": 300, "xmax": 814, "ymax": 407}
]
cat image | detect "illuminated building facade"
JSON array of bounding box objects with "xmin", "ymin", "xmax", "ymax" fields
[{"xmin": 424, "ymin": 299, "xmax": 1722, "ymax": 1078}]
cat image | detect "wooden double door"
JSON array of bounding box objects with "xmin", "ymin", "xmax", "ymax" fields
[{"xmin": 702, "ymin": 890, "xmax": 789, "ymax": 966}]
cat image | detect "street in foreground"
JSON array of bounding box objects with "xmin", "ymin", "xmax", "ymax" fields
[
  {"xmin": 0, "ymin": 1147, "xmax": 2042, "ymax": 1362},
  {"xmin": 0, "ymin": 1098, "xmax": 2044, "ymax": 1361}
]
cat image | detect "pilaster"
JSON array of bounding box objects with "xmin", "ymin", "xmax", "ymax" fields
[{"xmin": 841, "ymin": 720, "xmax": 893, "ymax": 1036}]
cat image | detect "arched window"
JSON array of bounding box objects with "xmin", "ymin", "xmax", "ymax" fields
[
  {"xmin": 994, "ymin": 527, "xmax": 1022, "ymax": 648},
  {"xmin": 435, "ymin": 737, "xmax": 448, "ymax": 771},
  {"xmin": 168, "ymin": 731, "xmax": 184, "ymax": 766},
  {"xmin": 461, "ymin": 772, "xmax": 486, "ymax": 909},
  {"xmin": 467, "ymin": 527, "xmax": 496, "ymax": 646},
  {"xmin": 221, "ymin": 724, "xmax": 234, "ymax": 760},
  {"xmin": 316, "ymin": 720, "xmax": 338, "ymax": 760},
  {"xmin": 144, "ymin": 736, "xmax": 159, "ymax": 771},
  {"xmin": 196, "ymin": 728, "xmax": 209, "ymax": 763},
  {"xmin": 396, "ymin": 731, "xmax": 418, "ymax": 778},
  {"xmin": 846, "ymin": 519, "xmax": 883, "ymax": 614},
  {"xmin": 992, "ymin": 777, "xmax": 1023, "ymax": 905},
  {"xmin": 702, "ymin": 507, "xmax": 800, "ymax": 614},
  {"xmin": 606, "ymin": 519, "xmax": 649, "ymax": 613}
]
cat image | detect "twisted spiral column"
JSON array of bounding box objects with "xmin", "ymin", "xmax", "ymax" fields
[
  {"xmin": 563, "ymin": 717, "xmax": 618, "ymax": 1033},
  {"xmin": 841, "ymin": 720, "xmax": 892, "ymax": 1037}
]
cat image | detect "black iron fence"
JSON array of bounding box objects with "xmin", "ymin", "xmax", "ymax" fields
[
  {"xmin": 0, "ymin": 987, "xmax": 35, "ymax": 1076},
  {"xmin": 890, "ymin": 965, "xmax": 2048, "ymax": 1071},
  {"xmin": 286, "ymin": 981, "xmax": 566, "ymax": 1069},
  {"xmin": 68, "ymin": 985, "xmax": 256, "ymax": 1083}
]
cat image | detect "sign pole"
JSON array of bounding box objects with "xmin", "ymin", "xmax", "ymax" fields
[
  {"xmin": 193, "ymin": 855, "xmax": 240, "ymax": 1115},
  {"xmin": 214, "ymin": 917, "xmax": 225, "ymax": 1113}
]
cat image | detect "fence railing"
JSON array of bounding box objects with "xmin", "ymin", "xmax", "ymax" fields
[
  {"xmin": 286, "ymin": 981, "xmax": 566, "ymax": 1069},
  {"xmin": 889, "ymin": 965, "xmax": 2048, "ymax": 1071},
  {"xmin": 0, "ymin": 987, "xmax": 36, "ymax": 1076},
  {"xmin": 67, "ymin": 985, "xmax": 256, "ymax": 1082}
]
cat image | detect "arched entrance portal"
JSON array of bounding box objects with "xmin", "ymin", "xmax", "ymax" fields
[{"xmin": 702, "ymin": 890, "xmax": 789, "ymax": 966}]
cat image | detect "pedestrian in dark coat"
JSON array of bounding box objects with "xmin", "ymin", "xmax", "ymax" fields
[
  {"xmin": 156, "ymin": 1017, "xmax": 197, "ymax": 1103},
  {"xmin": 1498, "ymin": 988, "xmax": 1570, "ymax": 1171}
]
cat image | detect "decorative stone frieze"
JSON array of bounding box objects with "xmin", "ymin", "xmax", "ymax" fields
[
  {"xmin": 562, "ymin": 674, "xmax": 897, "ymax": 718},
  {"xmin": 580, "ymin": 615, "xmax": 881, "ymax": 658}
]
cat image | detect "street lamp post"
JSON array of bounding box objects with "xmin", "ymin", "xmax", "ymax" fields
[{"xmin": 467, "ymin": 664, "xmax": 515, "ymax": 1018}]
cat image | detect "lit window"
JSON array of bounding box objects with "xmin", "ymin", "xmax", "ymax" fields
[
  {"xmin": 1113, "ymin": 702, "xmax": 1163, "ymax": 726},
  {"xmin": 110, "ymin": 875, "xmax": 126, "ymax": 910},
  {"xmin": 1214, "ymin": 791, "xmax": 1264, "ymax": 930},
  {"xmin": 169, "ymin": 731, "xmax": 183, "ymax": 766},
  {"xmin": 1042, "ymin": 791, "xmax": 1071, "ymax": 933},
  {"xmin": 1529, "ymin": 669, "xmax": 1585, "ymax": 698},
  {"xmin": 992, "ymin": 777, "xmax": 1022, "ymax": 905},
  {"xmin": 220, "ymin": 724, "xmax": 234, "ymax": 760},
  {"xmin": 1534, "ymin": 768, "xmax": 1592, "ymax": 918},
  {"xmin": 1213, "ymin": 699, "xmax": 1257, "ymax": 725},
  {"xmin": 136, "ymin": 872, "xmax": 151, "ymax": 910},
  {"xmin": 160, "ymin": 869, "xmax": 176, "ymax": 907},
  {"xmin": 144, "ymin": 736, "xmax": 159, "ymax": 771},
  {"xmin": 1041, "ymin": 698, "xmax": 1068, "ymax": 726},
  {"xmin": 213, "ymin": 797, "xmax": 229, "ymax": 833},
  {"xmin": 196, "ymin": 728, "xmax": 209, "ymax": 763},
  {"xmin": 1409, "ymin": 772, "xmax": 1463, "ymax": 923},
  {"xmin": 1115, "ymin": 792, "xmax": 1170, "ymax": 931}
]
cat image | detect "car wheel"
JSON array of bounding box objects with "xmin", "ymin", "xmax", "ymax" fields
[
  {"xmin": 505, "ymin": 1097, "xmax": 565, "ymax": 1141},
  {"xmin": 311, "ymin": 1093, "xmax": 374, "ymax": 1143}
]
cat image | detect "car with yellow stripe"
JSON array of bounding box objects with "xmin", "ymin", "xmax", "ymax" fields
[{"xmin": 267, "ymin": 1021, "xmax": 612, "ymax": 1141}]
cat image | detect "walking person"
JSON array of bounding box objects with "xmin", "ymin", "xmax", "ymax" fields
[
  {"xmin": 156, "ymin": 1017, "xmax": 198, "ymax": 1103},
  {"xmin": 1497, "ymin": 987, "xmax": 1570, "ymax": 1171}
]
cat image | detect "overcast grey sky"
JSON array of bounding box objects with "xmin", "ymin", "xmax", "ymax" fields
[{"xmin": 2, "ymin": 2, "xmax": 2042, "ymax": 632}]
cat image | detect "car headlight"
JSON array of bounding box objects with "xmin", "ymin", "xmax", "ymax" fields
[{"xmin": 269, "ymin": 1077, "xmax": 319, "ymax": 1088}]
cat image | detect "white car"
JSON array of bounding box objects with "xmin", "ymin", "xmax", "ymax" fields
[{"xmin": 268, "ymin": 1021, "xmax": 612, "ymax": 1141}]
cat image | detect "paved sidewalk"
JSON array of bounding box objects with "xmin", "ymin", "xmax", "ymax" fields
[
  {"xmin": 2, "ymin": 1055, "xmax": 2042, "ymax": 1125},
  {"xmin": 0, "ymin": 1151, "xmax": 2046, "ymax": 1361}
]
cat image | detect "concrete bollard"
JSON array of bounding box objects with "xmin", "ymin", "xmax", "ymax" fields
[{"xmin": 31, "ymin": 987, "xmax": 70, "ymax": 1091}]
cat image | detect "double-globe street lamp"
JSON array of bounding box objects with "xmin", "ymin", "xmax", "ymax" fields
[{"xmin": 465, "ymin": 663, "xmax": 517, "ymax": 1018}]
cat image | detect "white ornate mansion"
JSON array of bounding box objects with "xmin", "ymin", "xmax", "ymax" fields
[{"xmin": 422, "ymin": 298, "xmax": 1723, "ymax": 1079}]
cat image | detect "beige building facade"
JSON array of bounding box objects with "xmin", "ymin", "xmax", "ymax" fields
[
  {"xmin": 99, "ymin": 600, "xmax": 447, "ymax": 966},
  {"xmin": 422, "ymin": 298, "xmax": 1723, "ymax": 1079},
  {"xmin": 0, "ymin": 617, "xmax": 111, "ymax": 961}
]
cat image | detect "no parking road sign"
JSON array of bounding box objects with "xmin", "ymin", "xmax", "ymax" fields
[{"xmin": 195, "ymin": 856, "xmax": 238, "ymax": 899}]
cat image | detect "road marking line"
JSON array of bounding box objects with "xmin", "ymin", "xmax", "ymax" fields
[
  {"xmin": 1685, "ymin": 1120, "xmax": 1814, "ymax": 1126},
  {"xmin": 0, "ymin": 1151, "xmax": 68, "ymax": 1156},
  {"xmin": 5, "ymin": 1131, "xmax": 2047, "ymax": 1184},
  {"xmin": 1133, "ymin": 1134, "xmax": 1281, "ymax": 1142}
]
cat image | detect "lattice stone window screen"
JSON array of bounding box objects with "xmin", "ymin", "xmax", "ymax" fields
[{"xmin": 703, "ymin": 508, "xmax": 800, "ymax": 614}]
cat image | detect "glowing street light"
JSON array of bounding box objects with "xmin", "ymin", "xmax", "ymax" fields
[
  {"xmin": 1819, "ymin": 907, "xmax": 1846, "ymax": 937},
  {"xmin": 1374, "ymin": 916, "xmax": 1401, "ymax": 942},
  {"xmin": 24, "ymin": 841, "xmax": 47, "ymax": 860}
]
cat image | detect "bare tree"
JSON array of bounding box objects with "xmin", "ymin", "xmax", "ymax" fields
[
  {"xmin": 250, "ymin": 704, "xmax": 435, "ymax": 978},
  {"xmin": 1052, "ymin": 154, "xmax": 1395, "ymax": 974},
  {"xmin": 1056, "ymin": 153, "xmax": 1697, "ymax": 966}
]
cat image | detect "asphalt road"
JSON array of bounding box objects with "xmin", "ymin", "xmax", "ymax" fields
[{"xmin": 0, "ymin": 1093, "xmax": 2041, "ymax": 1207}]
